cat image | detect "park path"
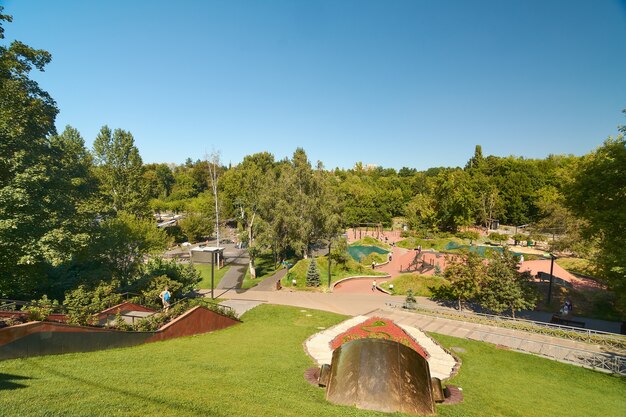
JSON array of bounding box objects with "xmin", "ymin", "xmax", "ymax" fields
[
  {"xmin": 250, "ymin": 268, "xmax": 287, "ymax": 291},
  {"xmin": 216, "ymin": 289, "xmax": 624, "ymax": 371}
]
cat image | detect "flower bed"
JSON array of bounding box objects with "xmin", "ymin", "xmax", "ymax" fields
[{"xmin": 330, "ymin": 317, "xmax": 428, "ymax": 359}]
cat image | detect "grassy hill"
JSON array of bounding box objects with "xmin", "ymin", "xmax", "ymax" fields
[{"xmin": 0, "ymin": 305, "xmax": 622, "ymax": 417}]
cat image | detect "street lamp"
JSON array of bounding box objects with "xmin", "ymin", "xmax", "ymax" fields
[{"xmin": 544, "ymin": 253, "xmax": 556, "ymax": 305}]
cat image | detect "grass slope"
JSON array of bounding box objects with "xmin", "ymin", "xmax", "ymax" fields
[
  {"xmin": 379, "ymin": 273, "xmax": 448, "ymax": 296},
  {"xmin": 0, "ymin": 305, "xmax": 623, "ymax": 417},
  {"xmin": 282, "ymin": 256, "xmax": 386, "ymax": 290}
]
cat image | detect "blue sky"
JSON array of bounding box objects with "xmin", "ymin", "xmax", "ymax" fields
[{"xmin": 3, "ymin": 0, "xmax": 626, "ymax": 170}]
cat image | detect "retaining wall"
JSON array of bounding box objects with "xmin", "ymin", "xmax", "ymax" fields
[{"xmin": 0, "ymin": 306, "xmax": 239, "ymax": 360}]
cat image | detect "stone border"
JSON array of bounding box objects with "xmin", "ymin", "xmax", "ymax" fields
[
  {"xmin": 305, "ymin": 316, "xmax": 458, "ymax": 380},
  {"xmin": 331, "ymin": 274, "xmax": 391, "ymax": 292}
]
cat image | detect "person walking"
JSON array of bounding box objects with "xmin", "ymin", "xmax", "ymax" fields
[
  {"xmin": 159, "ymin": 286, "xmax": 171, "ymax": 312},
  {"xmin": 372, "ymin": 280, "xmax": 377, "ymax": 291}
]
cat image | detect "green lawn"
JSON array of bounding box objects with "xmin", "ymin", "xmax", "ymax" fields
[
  {"xmin": 0, "ymin": 305, "xmax": 623, "ymax": 417},
  {"xmin": 396, "ymin": 236, "xmax": 464, "ymax": 251},
  {"xmin": 350, "ymin": 235, "xmax": 391, "ymax": 250},
  {"xmin": 195, "ymin": 264, "xmax": 230, "ymax": 289},
  {"xmin": 281, "ymin": 256, "xmax": 386, "ymax": 290},
  {"xmin": 379, "ymin": 273, "xmax": 448, "ymax": 296}
]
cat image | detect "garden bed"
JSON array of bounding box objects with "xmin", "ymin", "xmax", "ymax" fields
[{"xmin": 330, "ymin": 316, "xmax": 428, "ymax": 359}]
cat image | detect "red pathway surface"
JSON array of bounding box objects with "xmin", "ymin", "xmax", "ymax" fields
[
  {"xmin": 518, "ymin": 260, "xmax": 604, "ymax": 290},
  {"xmin": 340, "ymin": 230, "xmax": 603, "ymax": 294},
  {"xmin": 333, "ymin": 277, "xmax": 389, "ymax": 295}
]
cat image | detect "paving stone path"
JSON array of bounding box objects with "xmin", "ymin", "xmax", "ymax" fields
[{"xmin": 369, "ymin": 308, "xmax": 620, "ymax": 369}]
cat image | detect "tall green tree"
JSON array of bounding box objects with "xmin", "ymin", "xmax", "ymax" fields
[
  {"xmin": 92, "ymin": 126, "xmax": 148, "ymax": 216},
  {"xmin": 565, "ymin": 124, "xmax": 626, "ymax": 305},
  {"xmin": 480, "ymin": 251, "xmax": 536, "ymax": 318},
  {"xmin": 442, "ymin": 251, "xmax": 485, "ymax": 311},
  {"xmin": 221, "ymin": 152, "xmax": 275, "ymax": 277},
  {"xmin": 0, "ymin": 13, "xmax": 94, "ymax": 297}
]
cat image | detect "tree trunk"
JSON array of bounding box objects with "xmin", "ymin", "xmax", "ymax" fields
[
  {"xmin": 249, "ymin": 256, "xmax": 256, "ymax": 279},
  {"xmin": 248, "ymin": 213, "xmax": 256, "ymax": 278}
]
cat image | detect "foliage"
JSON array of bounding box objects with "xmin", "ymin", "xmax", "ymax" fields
[
  {"xmin": 284, "ymin": 256, "xmax": 384, "ymax": 290},
  {"xmin": 479, "ymin": 251, "xmax": 537, "ymax": 318},
  {"xmin": 565, "ymin": 131, "xmax": 626, "ymax": 307},
  {"xmin": 329, "ymin": 236, "xmax": 350, "ymax": 267},
  {"xmin": 0, "ymin": 16, "xmax": 98, "ymax": 298},
  {"xmin": 178, "ymin": 212, "xmax": 213, "ymax": 242},
  {"xmin": 63, "ymin": 280, "xmax": 122, "ymax": 325},
  {"xmin": 305, "ymin": 257, "xmax": 321, "ymax": 287},
  {"xmin": 488, "ymin": 232, "xmax": 509, "ymax": 245},
  {"xmin": 132, "ymin": 298, "xmax": 237, "ymax": 331},
  {"xmin": 440, "ymin": 251, "xmax": 486, "ymax": 310},
  {"xmin": 350, "ymin": 235, "xmax": 391, "ymax": 249},
  {"xmin": 92, "ymin": 211, "xmax": 171, "ymax": 285},
  {"xmin": 0, "ymin": 305, "xmax": 623, "ymax": 417},
  {"xmin": 26, "ymin": 295, "xmax": 59, "ymax": 321},
  {"xmin": 92, "ymin": 126, "xmax": 148, "ymax": 216}
]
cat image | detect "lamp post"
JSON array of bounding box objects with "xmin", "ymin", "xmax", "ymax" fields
[
  {"xmin": 547, "ymin": 253, "xmax": 556, "ymax": 305},
  {"xmin": 211, "ymin": 250, "xmax": 215, "ymax": 300}
]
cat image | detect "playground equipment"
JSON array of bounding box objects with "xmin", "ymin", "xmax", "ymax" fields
[
  {"xmin": 352, "ymin": 223, "xmax": 384, "ymax": 240},
  {"xmin": 400, "ymin": 252, "xmax": 436, "ymax": 274}
]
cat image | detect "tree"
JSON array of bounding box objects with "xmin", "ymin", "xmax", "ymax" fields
[
  {"xmin": 92, "ymin": 126, "xmax": 147, "ymax": 216},
  {"xmin": 179, "ymin": 212, "xmax": 213, "ymax": 242},
  {"xmin": 565, "ymin": 127, "xmax": 626, "ymax": 304},
  {"xmin": 221, "ymin": 152, "xmax": 275, "ymax": 278},
  {"xmin": 92, "ymin": 211, "xmax": 171, "ymax": 286},
  {"xmin": 442, "ymin": 252, "xmax": 485, "ymax": 311},
  {"xmin": 306, "ymin": 258, "xmax": 321, "ymax": 287},
  {"xmin": 432, "ymin": 170, "xmax": 475, "ymax": 232},
  {"xmin": 206, "ymin": 150, "xmax": 222, "ymax": 247},
  {"xmin": 0, "ymin": 13, "xmax": 96, "ymax": 298},
  {"xmin": 480, "ymin": 251, "xmax": 536, "ymax": 318},
  {"xmin": 489, "ymin": 232, "xmax": 509, "ymax": 245}
]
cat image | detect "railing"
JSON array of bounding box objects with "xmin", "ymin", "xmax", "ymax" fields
[
  {"xmin": 386, "ymin": 301, "xmax": 626, "ymax": 351},
  {"xmin": 101, "ymin": 296, "xmax": 237, "ymax": 328},
  {"xmin": 0, "ymin": 298, "xmax": 67, "ymax": 314},
  {"xmin": 452, "ymin": 317, "xmax": 626, "ymax": 376}
]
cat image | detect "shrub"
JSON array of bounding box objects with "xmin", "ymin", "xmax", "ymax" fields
[
  {"xmin": 26, "ymin": 295, "xmax": 59, "ymax": 321},
  {"xmin": 306, "ymin": 258, "xmax": 321, "ymax": 287},
  {"xmin": 63, "ymin": 281, "xmax": 123, "ymax": 325}
]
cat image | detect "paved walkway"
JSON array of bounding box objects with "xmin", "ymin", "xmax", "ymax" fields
[
  {"xmin": 250, "ymin": 268, "xmax": 287, "ymax": 291},
  {"xmin": 216, "ymin": 289, "xmax": 624, "ymax": 370},
  {"xmin": 369, "ymin": 308, "xmax": 620, "ymax": 369},
  {"xmin": 216, "ymin": 247, "xmax": 249, "ymax": 290}
]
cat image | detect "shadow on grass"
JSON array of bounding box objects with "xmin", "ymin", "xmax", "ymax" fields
[
  {"xmin": 25, "ymin": 363, "xmax": 228, "ymax": 416},
  {"xmin": 0, "ymin": 373, "xmax": 32, "ymax": 390}
]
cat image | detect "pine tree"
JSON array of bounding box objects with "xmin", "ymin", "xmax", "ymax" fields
[{"xmin": 306, "ymin": 258, "xmax": 321, "ymax": 287}]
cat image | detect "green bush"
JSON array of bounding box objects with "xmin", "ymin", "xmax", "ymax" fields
[
  {"xmin": 63, "ymin": 281, "xmax": 123, "ymax": 325},
  {"xmin": 26, "ymin": 295, "xmax": 59, "ymax": 321}
]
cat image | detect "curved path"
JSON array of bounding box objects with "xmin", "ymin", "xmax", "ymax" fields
[{"xmin": 216, "ymin": 289, "xmax": 624, "ymax": 372}]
